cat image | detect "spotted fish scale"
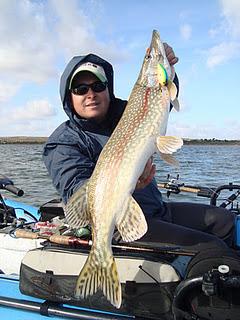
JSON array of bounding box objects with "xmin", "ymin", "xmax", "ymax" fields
[{"xmin": 65, "ymin": 30, "xmax": 183, "ymax": 309}]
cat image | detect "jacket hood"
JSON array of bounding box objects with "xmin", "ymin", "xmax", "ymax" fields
[{"xmin": 60, "ymin": 53, "xmax": 115, "ymax": 124}]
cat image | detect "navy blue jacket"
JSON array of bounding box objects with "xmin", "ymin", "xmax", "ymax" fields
[{"xmin": 43, "ymin": 54, "xmax": 178, "ymax": 220}]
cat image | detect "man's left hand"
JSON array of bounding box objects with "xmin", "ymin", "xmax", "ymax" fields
[
  {"xmin": 136, "ymin": 157, "xmax": 156, "ymax": 190},
  {"xmin": 163, "ymin": 43, "xmax": 179, "ymax": 66}
]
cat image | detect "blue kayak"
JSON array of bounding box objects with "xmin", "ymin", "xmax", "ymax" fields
[
  {"xmin": 1, "ymin": 175, "xmax": 240, "ymax": 320},
  {"xmin": 4, "ymin": 198, "xmax": 39, "ymax": 220},
  {"xmin": 0, "ymin": 275, "xmax": 133, "ymax": 320}
]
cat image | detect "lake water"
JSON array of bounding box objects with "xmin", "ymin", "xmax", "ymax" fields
[{"xmin": 0, "ymin": 144, "xmax": 239, "ymax": 208}]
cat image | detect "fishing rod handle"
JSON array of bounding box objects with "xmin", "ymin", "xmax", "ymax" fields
[
  {"xmin": 49, "ymin": 234, "xmax": 90, "ymax": 246},
  {"xmin": 0, "ymin": 175, "xmax": 24, "ymax": 196},
  {"xmin": 158, "ymin": 183, "xmax": 200, "ymax": 194},
  {"xmin": 15, "ymin": 229, "xmax": 40, "ymax": 239},
  {"xmin": 14, "ymin": 230, "xmax": 91, "ymax": 246},
  {"xmin": 3, "ymin": 183, "xmax": 24, "ymax": 196}
]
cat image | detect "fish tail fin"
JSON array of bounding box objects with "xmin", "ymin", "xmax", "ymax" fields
[{"xmin": 75, "ymin": 250, "xmax": 122, "ymax": 309}]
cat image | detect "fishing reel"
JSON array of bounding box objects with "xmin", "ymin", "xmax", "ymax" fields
[{"xmin": 162, "ymin": 174, "xmax": 184, "ymax": 198}]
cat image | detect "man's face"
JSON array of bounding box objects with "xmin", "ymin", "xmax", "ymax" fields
[{"xmin": 71, "ymin": 71, "xmax": 110, "ymax": 123}]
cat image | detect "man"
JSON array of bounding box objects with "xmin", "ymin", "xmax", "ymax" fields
[{"xmin": 43, "ymin": 45, "xmax": 234, "ymax": 249}]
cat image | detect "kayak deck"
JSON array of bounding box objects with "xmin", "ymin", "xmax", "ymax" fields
[{"xmin": 0, "ymin": 275, "xmax": 134, "ymax": 320}]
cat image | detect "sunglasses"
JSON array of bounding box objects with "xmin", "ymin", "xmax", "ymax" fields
[{"xmin": 71, "ymin": 81, "xmax": 108, "ymax": 96}]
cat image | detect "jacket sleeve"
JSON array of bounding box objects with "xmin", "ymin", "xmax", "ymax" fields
[
  {"xmin": 43, "ymin": 143, "xmax": 95, "ymax": 204},
  {"xmin": 170, "ymin": 72, "xmax": 179, "ymax": 111},
  {"xmin": 173, "ymin": 72, "xmax": 179, "ymax": 95}
]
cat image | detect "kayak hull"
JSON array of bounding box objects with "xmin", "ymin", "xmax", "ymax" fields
[{"xmin": 0, "ymin": 275, "xmax": 131, "ymax": 320}]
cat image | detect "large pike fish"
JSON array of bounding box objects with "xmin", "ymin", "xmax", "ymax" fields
[{"xmin": 65, "ymin": 30, "xmax": 183, "ymax": 308}]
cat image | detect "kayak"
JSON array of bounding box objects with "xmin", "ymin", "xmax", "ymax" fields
[
  {"xmin": 1, "ymin": 175, "xmax": 240, "ymax": 320},
  {"xmin": 0, "ymin": 275, "xmax": 134, "ymax": 320}
]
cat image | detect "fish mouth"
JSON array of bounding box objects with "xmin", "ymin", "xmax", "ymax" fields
[{"xmin": 149, "ymin": 30, "xmax": 162, "ymax": 59}]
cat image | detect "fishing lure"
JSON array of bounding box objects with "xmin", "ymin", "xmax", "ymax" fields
[{"xmin": 157, "ymin": 63, "xmax": 168, "ymax": 86}]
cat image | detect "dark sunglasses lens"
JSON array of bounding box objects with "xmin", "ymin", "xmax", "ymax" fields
[
  {"xmin": 73, "ymin": 85, "xmax": 89, "ymax": 95},
  {"xmin": 92, "ymin": 82, "xmax": 107, "ymax": 92}
]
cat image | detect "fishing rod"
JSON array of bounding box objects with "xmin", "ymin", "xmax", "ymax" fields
[
  {"xmin": 14, "ymin": 229, "xmax": 196, "ymax": 257},
  {"xmin": 157, "ymin": 175, "xmax": 240, "ymax": 211},
  {"xmin": 157, "ymin": 174, "xmax": 215, "ymax": 198}
]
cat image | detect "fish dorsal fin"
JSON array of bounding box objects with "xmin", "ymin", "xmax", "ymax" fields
[
  {"xmin": 64, "ymin": 181, "xmax": 90, "ymax": 228},
  {"xmin": 160, "ymin": 153, "xmax": 179, "ymax": 166},
  {"xmin": 116, "ymin": 196, "xmax": 147, "ymax": 242},
  {"xmin": 156, "ymin": 136, "xmax": 183, "ymax": 154}
]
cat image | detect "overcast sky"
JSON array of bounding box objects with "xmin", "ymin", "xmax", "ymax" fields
[{"xmin": 0, "ymin": 0, "xmax": 240, "ymax": 139}]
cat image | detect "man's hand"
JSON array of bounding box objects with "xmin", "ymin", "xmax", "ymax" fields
[
  {"xmin": 163, "ymin": 43, "xmax": 179, "ymax": 66},
  {"xmin": 136, "ymin": 157, "xmax": 156, "ymax": 190}
]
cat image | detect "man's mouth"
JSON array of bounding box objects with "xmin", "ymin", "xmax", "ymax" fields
[{"xmin": 85, "ymin": 102, "xmax": 99, "ymax": 107}]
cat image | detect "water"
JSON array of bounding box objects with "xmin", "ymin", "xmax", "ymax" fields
[
  {"xmin": 0, "ymin": 144, "xmax": 239, "ymax": 208},
  {"xmin": 0, "ymin": 144, "xmax": 58, "ymax": 207},
  {"xmin": 156, "ymin": 144, "xmax": 240, "ymax": 205}
]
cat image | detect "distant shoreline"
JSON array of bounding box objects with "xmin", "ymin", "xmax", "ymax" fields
[
  {"xmin": 0, "ymin": 136, "xmax": 240, "ymax": 145},
  {"xmin": 183, "ymin": 139, "xmax": 240, "ymax": 145},
  {"xmin": 0, "ymin": 136, "xmax": 47, "ymax": 144}
]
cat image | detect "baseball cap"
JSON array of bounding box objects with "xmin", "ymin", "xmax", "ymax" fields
[{"xmin": 69, "ymin": 62, "xmax": 107, "ymax": 88}]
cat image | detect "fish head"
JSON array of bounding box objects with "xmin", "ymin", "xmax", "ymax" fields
[
  {"xmin": 137, "ymin": 30, "xmax": 179, "ymax": 110},
  {"xmin": 138, "ymin": 30, "xmax": 173, "ymax": 88}
]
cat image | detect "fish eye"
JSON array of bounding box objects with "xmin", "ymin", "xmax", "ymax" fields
[{"xmin": 145, "ymin": 48, "xmax": 151, "ymax": 60}]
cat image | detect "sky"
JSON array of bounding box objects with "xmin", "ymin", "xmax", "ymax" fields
[{"xmin": 0, "ymin": 0, "xmax": 240, "ymax": 139}]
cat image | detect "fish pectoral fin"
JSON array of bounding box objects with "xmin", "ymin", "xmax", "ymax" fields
[
  {"xmin": 156, "ymin": 136, "xmax": 183, "ymax": 154},
  {"xmin": 167, "ymin": 81, "xmax": 180, "ymax": 111},
  {"xmin": 116, "ymin": 196, "xmax": 148, "ymax": 242},
  {"xmin": 157, "ymin": 136, "xmax": 183, "ymax": 166},
  {"xmin": 160, "ymin": 153, "xmax": 179, "ymax": 167},
  {"xmin": 75, "ymin": 251, "xmax": 122, "ymax": 309},
  {"xmin": 167, "ymin": 81, "xmax": 177, "ymax": 101},
  {"xmin": 171, "ymin": 97, "xmax": 180, "ymax": 111},
  {"xmin": 64, "ymin": 181, "xmax": 90, "ymax": 228}
]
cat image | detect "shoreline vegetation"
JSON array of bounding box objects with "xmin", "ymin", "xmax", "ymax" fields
[{"xmin": 0, "ymin": 136, "xmax": 240, "ymax": 145}]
